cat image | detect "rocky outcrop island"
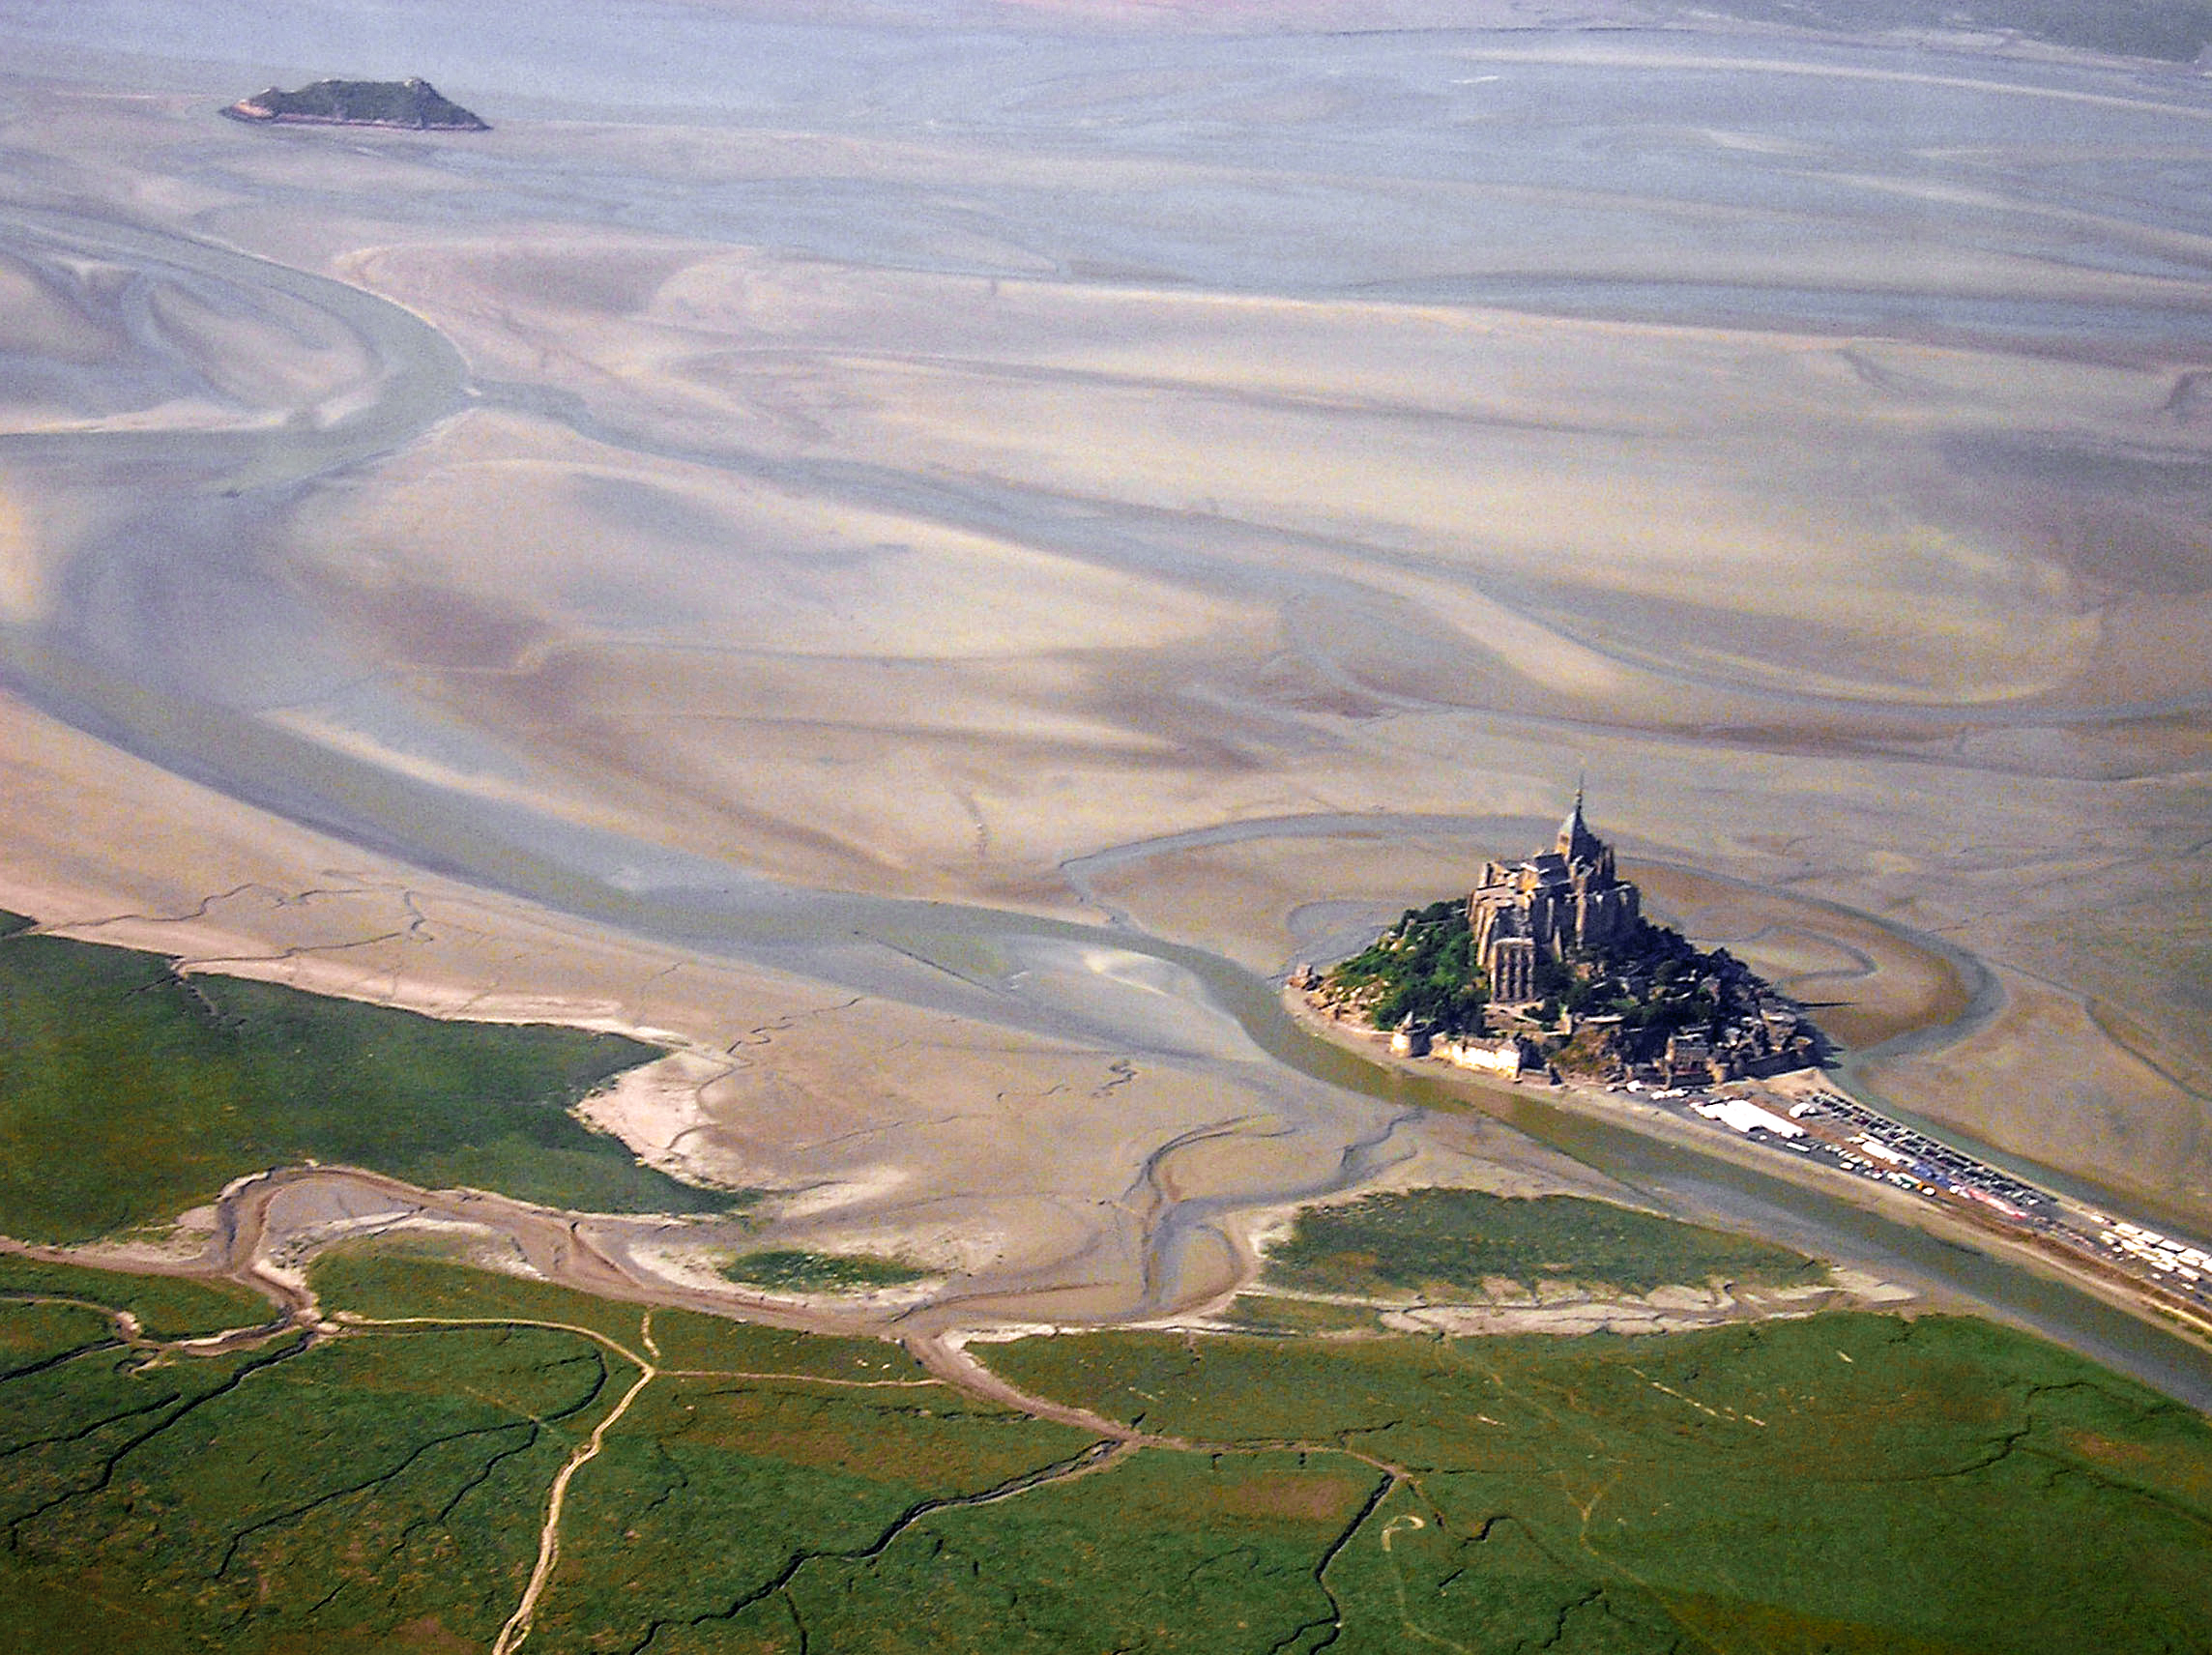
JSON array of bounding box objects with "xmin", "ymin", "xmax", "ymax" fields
[
  {"xmin": 221, "ymin": 77, "xmax": 489, "ymax": 131},
  {"xmin": 1299, "ymin": 793, "xmax": 1825, "ymax": 1087}
]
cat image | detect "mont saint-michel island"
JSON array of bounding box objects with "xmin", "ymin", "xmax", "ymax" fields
[
  {"xmin": 1304, "ymin": 790, "xmax": 1822, "ymax": 1088},
  {"xmin": 220, "ymin": 77, "xmax": 488, "ymax": 131},
  {"xmin": 1298, "ymin": 798, "xmax": 2212, "ymax": 1337}
]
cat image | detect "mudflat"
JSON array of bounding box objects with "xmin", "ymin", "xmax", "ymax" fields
[{"xmin": 0, "ymin": 0, "xmax": 2207, "ymax": 1330}]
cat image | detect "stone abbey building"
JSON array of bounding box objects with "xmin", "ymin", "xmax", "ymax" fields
[{"xmin": 1470, "ymin": 792, "xmax": 1642, "ymax": 1004}]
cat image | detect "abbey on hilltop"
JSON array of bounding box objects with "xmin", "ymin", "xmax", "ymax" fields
[
  {"xmin": 1303, "ymin": 790, "xmax": 1824, "ymax": 1087},
  {"xmin": 1470, "ymin": 785, "xmax": 1642, "ymax": 1004}
]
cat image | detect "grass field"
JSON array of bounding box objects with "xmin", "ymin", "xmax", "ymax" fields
[
  {"xmin": 0, "ymin": 1252, "xmax": 1093, "ymax": 1653},
  {"xmin": 1262, "ymin": 1186, "xmax": 1821, "ymax": 1299},
  {"xmin": 1220, "ymin": 1293, "xmax": 1385, "ymax": 1334},
  {"xmin": 0, "ymin": 915, "xmax": 736, "ymax": 1242},
  {"xmin": 987, "ymin": 1315, "xmax": 2212, "ymax": 1653},
  {"xmin": 720, "ymin": 1248, "xmax": 932, "ymax": 1293},
  {"xmin": 2, "ymin": 1246, "xmax": 2209, "ymax": 1652},
  {"xmin": 0, "ymin": 1253, "xmax": 271, "ymax": 1336},
  {"xmin": 7, "ymin": 1172, "xmax": 2195, "ymax": 1655},
  {"xmin": 308, "ymin": 1250, "xmax": 929, "ymax": 1379},
  {"xmin": 0, "ymin": 1311, "xmax": 564, "ymax": 1652},
  {"xmin": 0, "ymin": 1245, "xmax": 1375, "ymax": 1655}
]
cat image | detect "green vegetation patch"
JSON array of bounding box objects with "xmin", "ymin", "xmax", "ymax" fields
[
  {"xmin": 645, "ymin": 1304, "xmax": 926, "ymax": 1381},
  {"xmin": 310, "ymin": 1245, "xmax": 655, "ymax": 1345},
  {"xmin": 1265, "ymin": 1186, "xmax": 1820, "ymax": 1298},
  {"xmin": 761, "ymin": 1448, "xmax": 1377, "ymax": 1655},
  {"xmin": 536, "ymin": 1378, "xmax": 1096, "ymax": 1651},
  {"xmin": 310, "ymin": 1248, "xmax": 923, "ymax": 1380},
  {"xmin": 1219, "ymin": 1292, "xmax": 1385, "ymax": 1335},
  {"xmin": 1324, "ymin": 897, "xmax": 1486, "ymax": 1031},
  {"xmin": 0, "ymin": 1254, "xmax": 269, "ymax": 1337},
  {"xmin": 0, "ymin": 1255, "xmax": 1092, "ymax": 1654},
  {"xmin": 6, "ymin": 1247, "xmax": 2212, "ymax": 1654},
  {"xmin": 0, "ymin": 917, "xmax": 736, "ymax": 1241},
  {"xmin": 0, "ymin": 1308, "xmax": 573, "ymax": 1653},
  {"xmin": 983, "ymin": 1313, "xmax": 2212, "ymax": 1654},
  {"xmin": 720, "ymin": 1248, "xmax": 932, "ymax": 1294}
]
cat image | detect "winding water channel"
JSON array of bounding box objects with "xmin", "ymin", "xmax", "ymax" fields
[{"xmin": 6, "ymin": 102, "xmax": 2212, "ymax": 1408}]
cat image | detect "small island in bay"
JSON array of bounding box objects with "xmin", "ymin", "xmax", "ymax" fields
[
  {"xmin": 1298, "ymin": 791, "xmax": 1824, "ymax": 1088},
  {"xmin": 220, "ymin": 77, "xmax": 489, "ymax": 131}
]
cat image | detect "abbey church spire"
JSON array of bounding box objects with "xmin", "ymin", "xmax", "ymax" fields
[{"xmin": 1557, "ymin": 772, "xmax": 1601, "ymax": 866}]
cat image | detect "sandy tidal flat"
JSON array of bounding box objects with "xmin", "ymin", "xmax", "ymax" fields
[{"xmin": 0, "ymin": 2, "xmax": 2207, "ymax": 1331}]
